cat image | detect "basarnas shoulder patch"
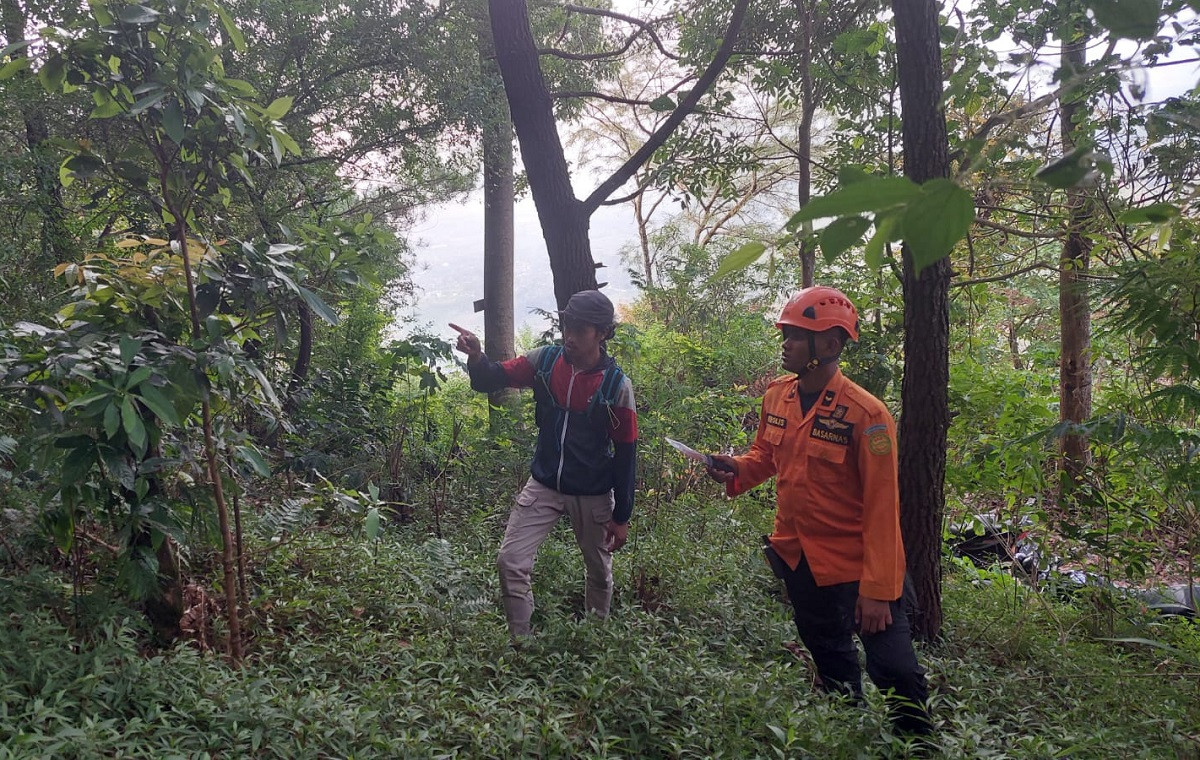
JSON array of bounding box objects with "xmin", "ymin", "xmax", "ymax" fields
[
  {"xmin": 864, "ymin": 423, "xmax": 892, "ymax": 455},
  {"xmin": 811, "ymin": 415, "xmax": 853, "ymax": 445}
]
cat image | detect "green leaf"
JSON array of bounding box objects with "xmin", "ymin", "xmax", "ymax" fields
[
  {"xmin": 46, "ymin": 507, "xmax": 75, "ymax": 553},
  {"xmin": 37, "ymin": 55, "xmax": 66, "ymax": 92},
  {"xmin": 128, "ymin": 89, "xmax": 167, "ymax": 116},
  {"xmin": 244, "ymin": 364, "xmax": 281, "ymax": 408},
  {"xmin": 66, "ymin": 389, "xmax": 113, "ymax": 411},
  {"xmin": 235, "ymin": 445, "xmax": 271, "ymax": 477},
  {"xmin": 118, "ymin": 4, "xmax": 160, "ymax": 25},
  {"xmin": 786, "ymin": 176, "xmax": 921, "ymax": 227},
  {"xmin": 365, "ymin": 508, "xmax": 381, "ymax": 540},
  {"xmin": 1085, "ymin": 0, "xmax": 1162, "ymax": 40},
  {"xmin": 103, "ymin": 402, "xmax": 120, "ymax": 439},
  {"xmin": 265, "ymin": 96, "xmax": 294, "ymax": 120},
  {"xmin": 61, "ymin": 444, "xmax": 95, "ymax": 488},
  {"xmin": 120, "ymin": 335, "xmax": 142, "ymax": 365},
  {"xmin": 836, "ymin": 165, "xmax": 872, "ymax": 186},
  {"xmin": 88, "ymin": 0, "xmax": 113, "ymax": 26},
  {"xmin": 126, "ymin": 366, "xmax": 153, "ymax": 389},
  {"xmin": 274, "ymin": 129, "xmax": 301, "ymax": 157},
  {"xmin": 710, "ymin": 241, "xmax": 767, "ymax": 281},
  {"xmin": 900, "ymin": 179, "xmax": 974, "ymax": 275},
  {"xmin": 864, "ymin": 215, "xmax": 899, "ymax": 270},
  {"xmin": 819, "ymin": 216, "xmax": 872, "ymax": 263},
  {"xmin": 1095, "ymin": 636, "xmax": 1181, "ymax": 653},
  {"xmin": 121, "ymin": 396, "xmax": 147, "ymax": 454},
  {"xmin": 298, "ymin": 286, "xmax": 340, "ymax": 326},
  {"xmin": 648, "ymin": 95, "xmax": 675, "ymax": 111},
  {"xmin": 136, "ymin": 384, "xmax": 182, "ymax": 427},
  {"xmin": 63, "ymin": 154, "xmax": 106, "ymax": 180},
  {"xmin": 0, "ymin": 40, "xmax": 32, "ymax": 59},
  {"xmin": 91, "ymin": 90, "xmax": 123, "ymax": 118},
  {"xmin": 0, "ymin": 57, "xmax": 31, "ymax": 80},
  {"xmin": 1035, "ymin": 147, "xmax": 1095, "ymax": 188},
  {"xmin": 222, "ymin": 78, "xmax": 257, "ymax": 96},
  {"xmin": 1117, "ymin": 202, "xmax": 1179, "ymax": 224},
  {"xmin": 162, "ymin": 99, "xmax": 185, "ymax": 143},
  {"xmin": 215, "ymin": 4, "xmax": 247, "ymax": 51}
]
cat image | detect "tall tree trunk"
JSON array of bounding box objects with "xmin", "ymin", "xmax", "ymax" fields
[
  {"xmin": 284, "ymin": 301, "xmax": 313, "ymax": 415},
  {"xmin": 2, "ymin": 0, "xmax": 72, "ymax": 303},
  {"xmin": 488, "ymin": 0, "xmax": 748, "ymax": 307},
  {"xmin": 478, "ymin": 5, "xmax": 517, "ymax": 420},
  {"xmin": 488, "ymin": 0, "xmax": 595, "ymax": 309},
  {"xmin": 792, "ymin": 0, "xmax": 817, "ymax": 287},
  {"xmin": 890, "ymin": 0, "xmax": 952, "ymax": 642},
  {"xmin": 164, "ymin": 184, "xmax": 242, "ymax": 661},
  {"xmin": 1058, "ymin": 28, "xmax": 1093, "ymax": 487}
]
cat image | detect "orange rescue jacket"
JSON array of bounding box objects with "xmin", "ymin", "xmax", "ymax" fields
[{"xmin": 727, "ymin": 370, "xmax": 905, "ymax": 601}]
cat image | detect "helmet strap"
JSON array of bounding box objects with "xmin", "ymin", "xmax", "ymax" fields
[{"xmin": 796, "ymin": 332, "xmax": 842, "ymax": 379}]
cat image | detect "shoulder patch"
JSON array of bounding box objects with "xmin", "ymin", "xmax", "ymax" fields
[{"xmin": 864, "ymin": 423, "xmax": 892, "ymax": 455}]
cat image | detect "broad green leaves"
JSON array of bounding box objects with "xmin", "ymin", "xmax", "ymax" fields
[
  {"xmin": 786, "ymin": 176, "xmax": 922, "ymax": 223},
  {"xmin": 1117, "ymin": 202, "xmax": 1179, "ymax": 224},
  {"xmin": 819, "ymin": 217, "xmax": 872, "ymax": 263},
  {"xmin": 711, "ymin": 242, "xmax": 766, "ymax": 280},
  {"xmin": 899, "ymin": 179, "xmax": 975, "ymax": 274},
  {"xmin": 1085, "ymin": 0, "xmax": 1163, "ymax": 40},
  {"xmin": 712, "ymin": 173, "xmax": 974, "ymax": 279},
  {"xmin": 1035, "ymin": 147, "xmax": 1114, "ymax": 189}
]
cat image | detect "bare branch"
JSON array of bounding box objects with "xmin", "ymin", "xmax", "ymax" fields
[
  {"xmin": 561, "ymin": 3, "xmax": 680, "ymax": 61},
  {"xmin": 553, "ymin": 90, "xmax": 657, "ymax": 107},
  {"xmin": 975, "ymin": 218, "xmax": 1065, "ymax": 239},
  {"xmin": 581, "ymin": 0, "xmax": 751, "ymax": 214},
  {"xmin": 952, "ymin": 261, "xmax": 1058, "ymax": 287}
]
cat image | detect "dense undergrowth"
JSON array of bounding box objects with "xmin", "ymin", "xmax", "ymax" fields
[{"xmin": 2, "ymin": 495, "xmax": 1197, "ymax": 759}]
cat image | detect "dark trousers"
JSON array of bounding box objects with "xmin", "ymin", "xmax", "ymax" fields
[{"xmin": 780, "ymin": 553, "xmax": 932, "ymax": 735}]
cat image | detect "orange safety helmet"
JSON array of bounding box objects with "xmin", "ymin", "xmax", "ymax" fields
[{"xmin": 776, "ymin": 286, "xmax": 860, "ymax": 342}]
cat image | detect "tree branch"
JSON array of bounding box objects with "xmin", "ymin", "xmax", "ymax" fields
[
  {"xmin": 581, "ymin": 0, "xmax": 750, "ymax": 214},
  {"xmin": 975, "ymin": 218, "xmax": 1065, "ymax": 239},
  {"xmin": 952, "ymin": 261, "xmax": 1057, "ymax": 287},
  {"xmin": 561, "ymin": 4, "xmax": 680, "ymax": 61},
  {"xmin": 553, "ymin": 90, "xmax": 657, "ymax": 106}
]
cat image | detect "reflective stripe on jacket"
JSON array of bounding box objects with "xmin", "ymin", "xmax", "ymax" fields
[{"xmin": 727, "ymin": 370, "xmax": 904, "ymax": 601}]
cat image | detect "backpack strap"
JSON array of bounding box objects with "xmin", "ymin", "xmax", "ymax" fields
[
  {"xmin": 588, "ymin": 363, "xmax": 626, "ymax": 417},
  {"xmin": 534, "ymin": 345, "xmax": 563, "ymax": 402}
]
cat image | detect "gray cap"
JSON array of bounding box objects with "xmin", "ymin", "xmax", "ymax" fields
[{"xmin": 558, "ymin": 289, "xmax": 615, "ymax": 326}]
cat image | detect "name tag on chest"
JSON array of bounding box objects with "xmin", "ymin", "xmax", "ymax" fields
[{"xmin": 810, "ymin": 415, "xmax": 853, "ymax": 446}]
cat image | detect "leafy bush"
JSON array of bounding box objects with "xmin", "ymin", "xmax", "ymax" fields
[{"xmin": 2, "ymin": 499, "xmax": 1197, "ymax": 758}]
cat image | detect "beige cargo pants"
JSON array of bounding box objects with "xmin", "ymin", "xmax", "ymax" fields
[{"xmin": 496, "ymin": 478, "xmax": 615, "ymax": 637}]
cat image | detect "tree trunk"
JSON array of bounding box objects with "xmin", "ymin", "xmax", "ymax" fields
[
  {"xmin": 890, "ymin": 0, "xmax": 952, "ymax": 642},
  {"xmin": 1058, "ymin": 29, "xmax": 1093, "ymax": 487},
  {"xmin": 488, "ymin": 0, "xmax": 595, "ymax": 309},
  {"xmin": 477, "ymin": 5, "xmax": 517, "ymax": 420},
  {"xmin": 2, "ymin": 0, "xmax": 72, "ymax": 304},
  {"xmin": 168, "ymin": 205, "xmax": 242, "ymax": 662},
  {"xmin": 488, "ymin": 0, "xmax": 748, "ymax": 307},
  {"xmin": 284, "ymin": 300, "xmax": 313, "ymax": 415},
  {"xmin": 792, "ymin": 0, "xmax": 817, "ymax": 287}
]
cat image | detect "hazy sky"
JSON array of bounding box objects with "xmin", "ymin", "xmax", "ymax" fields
[{"xmin": 405, "ymin": 189, "xmax": 639, "ymax": 339}]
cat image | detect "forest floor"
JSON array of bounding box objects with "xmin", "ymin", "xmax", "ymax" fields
[{"xmin": 1, "ymin": 496, "xmax": 1198, "ymax": 759}]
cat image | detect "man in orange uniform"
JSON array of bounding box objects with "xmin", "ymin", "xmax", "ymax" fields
[{"xmin": 707, "ymin": 286, "xmax": 931, "ymax": 736}]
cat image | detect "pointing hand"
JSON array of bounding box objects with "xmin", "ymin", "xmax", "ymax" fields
[{"xmin": 449, "ymin": 323, "xmax": 482, "ymax": 363}]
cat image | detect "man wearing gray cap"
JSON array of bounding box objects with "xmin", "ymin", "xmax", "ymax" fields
[{"xmin": 451, "ymin": 290, "xmax": 638, "ymax": 640}]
